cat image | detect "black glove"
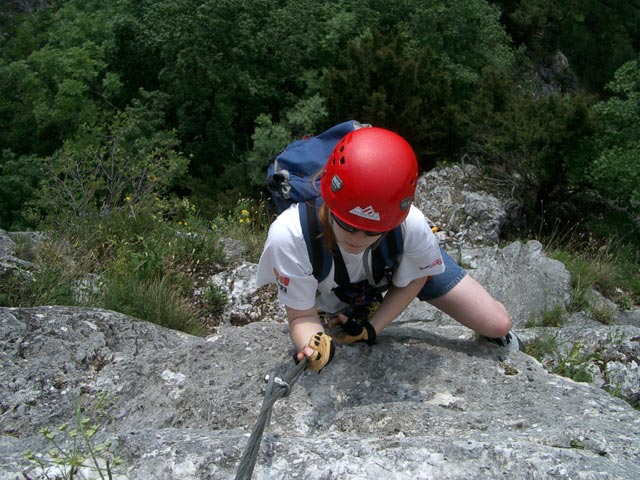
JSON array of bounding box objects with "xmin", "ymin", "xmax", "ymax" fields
[
  {"xmin": 332, "ymin": 318, "xmax": 376, "ymax": 346},
  {"xmin": 304, "ymin": 332, "xmax": 335, "ymax": 372}
]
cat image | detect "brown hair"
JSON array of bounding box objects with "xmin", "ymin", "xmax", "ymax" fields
[
  {"xmin": 310, "ymin": 168, "xmax": 338, "ymax": 254},
  {"xmin": 318, "ymin": 202, "xmax": 338, "ymax": 253}
]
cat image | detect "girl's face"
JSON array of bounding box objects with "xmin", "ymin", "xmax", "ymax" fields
[{"xmin": 331, "ymin": 217, "xmax": 383, "ymax": 254}]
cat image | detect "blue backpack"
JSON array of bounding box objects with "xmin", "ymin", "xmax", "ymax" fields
[{"xmin": 264, "ymin": 120, "xmax": 404, "ymax": 287}]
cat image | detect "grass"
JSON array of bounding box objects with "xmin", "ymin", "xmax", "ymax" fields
[
  {"xmin": 523, "ymin": 332, "xmax": 559, "ymax": 360},
  {"xmin": 208, "ymin": 195, "xmax": 271, "ymax": 262},
  {"xmin": 526, "ymin": 304, "xmax": 566, "ymax": 328},
  {"xmin": 102, "ymin": 272, "xmax": 205, "ymax": 335},
  {"xmin": 516, "ymin": 206, "xmax": 639, "ymax": 400},
  {"xmin": 537, "ymin": 220, "xmax": 639, "ymax": 312},
  {"xmin": 524, "ymin": 333, "xmax": 598, "ymax": 384},
  {"xmin": 202, "ymin": 283, "xmax": 228, "ymax": 316},
  {"xmin": 0, "ymin": 195, "xmax": 269, "ymax": 336},
  {"xmin": 0, "ymin": 240, "xmax": 83, "ymax": 307}
]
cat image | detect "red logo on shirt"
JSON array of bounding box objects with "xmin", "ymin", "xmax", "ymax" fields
[
  {"xmin": 419, "ymin": 258, "xmax": 443, "ymax": 270},
  {"xmin": 273, "ymin": 268, "xmax": 290, "ymax": 286}
]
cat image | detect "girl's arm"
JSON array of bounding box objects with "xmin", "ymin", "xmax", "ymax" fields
[
  {"xmin": 368, "ymin": 276, "xmax": 429, "ymax": 334},
  {"xmin": 286, "ymin": 306, "xmax": 324, "ymax": 360}
]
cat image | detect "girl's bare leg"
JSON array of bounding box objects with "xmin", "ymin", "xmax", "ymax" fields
[{"xmin": 427, "ymin": 274, "xmax": 511, "ymax": 338}]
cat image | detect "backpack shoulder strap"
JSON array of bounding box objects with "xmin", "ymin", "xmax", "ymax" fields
[
  {"xmin": 371, "ymin": 225, "xmax": 404, "ymax": 283},
  {"xmin": 298, "ymin": 198, "xmax": 403, "ymax": 287},
  {"xmin": 299, "ymin": 199, "xmax": 331, "ymax": 283},
  {"xmin": 298, "ymin": 199, "xmax": 350, "ymax": 286}
]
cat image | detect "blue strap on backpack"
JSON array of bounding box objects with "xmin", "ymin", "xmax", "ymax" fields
[{"xmin": 265, "ymin": 120, "xmax": 404, "ymax": 285}]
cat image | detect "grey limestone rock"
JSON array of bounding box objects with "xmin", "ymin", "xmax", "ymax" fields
[
  {"xmin": 1, "ymin": 306, "xmax": 639, "ymax": 479},
  {"xmin": 414, "ymin": 164, "xmax": 515, "ymax": 248}
]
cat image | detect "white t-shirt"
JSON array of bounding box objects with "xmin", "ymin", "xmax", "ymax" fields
[{"xmin": 256, "ymin": 204, "xmax": 444, "ymax": 314}]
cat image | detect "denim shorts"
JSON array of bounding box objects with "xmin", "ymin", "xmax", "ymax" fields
[{"xmin": 416, "ymin": 247, "xmax": 467, "ymax": 301}]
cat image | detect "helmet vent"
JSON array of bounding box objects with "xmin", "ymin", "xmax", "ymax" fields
[{"xmin": 339, "ymin": 156, "xmax": 345, "ymax": 164}]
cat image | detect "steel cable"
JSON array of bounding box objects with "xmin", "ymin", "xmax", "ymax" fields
[{"xmin": 234, "ymin": 358, "xmax": 308, "ymax": 480}]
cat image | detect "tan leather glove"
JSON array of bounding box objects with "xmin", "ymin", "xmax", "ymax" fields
[
  {"xmin": 305, "ymin": 332, "xmax": 335, "ymax": 372},
  {"xmin": 332, "ymin": 318, "xmax": 377, "ymax": 346}
]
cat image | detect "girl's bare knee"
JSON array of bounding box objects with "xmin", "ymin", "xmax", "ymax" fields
[{"xmin": 491, "ymin": 302, "xmax": 512, "ymax": 337}]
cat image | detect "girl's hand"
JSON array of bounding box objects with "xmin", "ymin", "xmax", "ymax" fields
[
  {"xmin": 327, "ymin": 312, "xmax": 349, "ymax": 329},
  {"xmin": 297, "ymin": 332, "xmax": 335, "ymax": 372},
  {"xmin": 331, "ymin": 317, "xmax": 377, "ymax": 346},
  {"xmin": 295, "ymin": 345, "xmax": 315, "ymax": 363}
]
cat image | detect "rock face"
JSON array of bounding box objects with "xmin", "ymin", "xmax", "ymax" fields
[
  {"xmin": 460, "ymin": 241, "xmax": 572, "ymax": 325},
  {"xmin": 1, "ymin": 165, "xmax": 639, "ymax": 479},
  {"xmin": 1, "ymin": 306, "xmax": 639, "ymax": 480},
  {"xmin": 414, "ymin": 164, "xmax": 517, "ymax": 247}
]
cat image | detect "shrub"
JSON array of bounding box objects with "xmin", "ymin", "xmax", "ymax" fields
[
  {"xmin": 0, "ymin": 151, "xmax": 45, "ymax": 230},
  {"xmin": 2, "ymin": 199, "xmax": 227, "ymax": 335},
  {"xmin": 33, "ymin": 91, "xmax": 188, "ymax": 221},
  {"xmin": 551, "ymin": 342, "xmax": 597, "ymax": 384},
  {"xmin": 202, "ymin": 283, "xmax": 228, "ymax": 317},
  {"xmin": 210, "ymin": 196, "xmax": 270, "ymax": 263},
  {"xmin": 588, "ymin": 59, "xmax": 640, "ymax": 227}
]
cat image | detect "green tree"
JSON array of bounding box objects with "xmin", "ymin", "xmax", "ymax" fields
[
  {"xmin": 0, "ymin": 150, "xmax": 44, "ymax": 229},
  {"xmin": 401, "ymin": 0, "xmax": 514, "ymax": 95},
  {"xmin": 324, "ymin": 1, "xmax": 515, "ymax": 164},
  {"xmin": 463, "ymin": 66, "xmax": 596, "ymax": 228},
  {"xmin": 491, "ymin": 0, "xmax": 639, "ymax": 91},
  {"xmin": 138, "ymin": 0, "xmax": 361, "ymax": 192},
  {"xmin": 324, "ymin": 28, "xmax": 458, "ymax": 165},
  {"xmin": 1, "ymin": 0, "xmax": 519, "ymax": 204},
  {"xmin": 588, "ymin": 59, "xmax": 640, "ymax": 230},
  {"xmin": 0, "ymin": 1, "xmax": 125, "ymax": 157},
  {"xmin": 245, "ymin": 95, "xmax": 328, "ymax": 189},
  {"xmin": 34, "ymin": 91, "xmax": 188, "ymax": 221}
]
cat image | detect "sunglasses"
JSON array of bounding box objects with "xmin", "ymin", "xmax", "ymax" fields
[{"xmin": 331, "ymin": 213, "xmax": 384, "ymax": 237}]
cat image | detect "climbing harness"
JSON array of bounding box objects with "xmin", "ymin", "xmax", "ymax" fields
[{"xmin": 234, "ymin": 357, "xmax": 308, "ymax": 480}]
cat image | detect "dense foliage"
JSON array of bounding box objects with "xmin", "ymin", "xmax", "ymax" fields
[{"xmin": 1, "ymin": 0, "xmax": 638, "ymax": 246}]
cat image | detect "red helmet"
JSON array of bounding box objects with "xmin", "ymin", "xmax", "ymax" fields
[{"xmin": 320, "ymin": 126, "xmax": 418, "ymax": 232}]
